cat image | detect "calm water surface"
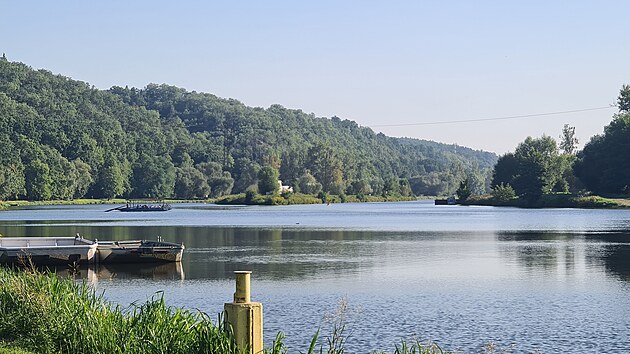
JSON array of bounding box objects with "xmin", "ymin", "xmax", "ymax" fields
[{"xmin": 1, "ymin": 201, "xmax": 629, "ymax": 353}]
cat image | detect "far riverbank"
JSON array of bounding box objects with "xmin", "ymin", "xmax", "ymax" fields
[
  {"xmin": 0, "ymin": 193, "xmax": 418, "ymax": 210},
  {"xmin": 462, "ymin": 194, "xmax": 630, "ymax": 209}
]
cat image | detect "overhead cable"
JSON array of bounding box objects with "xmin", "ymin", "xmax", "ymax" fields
[{"xmin": 370, "ymin": 105, "xmax": 616, "ymax": 127}]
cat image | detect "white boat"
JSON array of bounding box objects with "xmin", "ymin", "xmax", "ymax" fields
[{"xmin": 0, "ymin": 236, "xmax": 97, "ymax": 265}]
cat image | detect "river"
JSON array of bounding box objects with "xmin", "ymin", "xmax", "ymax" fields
[{"xmin": 0, "ymin": 201, "xmax": 629, "ymax": 353}]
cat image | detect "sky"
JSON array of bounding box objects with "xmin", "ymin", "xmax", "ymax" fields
[{"xmin": 2, "ymin": 1, "xmax": 629, "ymax": 154}]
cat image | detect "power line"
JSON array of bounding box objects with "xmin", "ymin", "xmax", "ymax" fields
[{"xmin": 370, "ymin": 105, "xmax": 616, "ymax": 128}]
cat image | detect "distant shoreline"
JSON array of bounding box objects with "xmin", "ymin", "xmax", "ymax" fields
[
  {"xmin": 0, "ymin": 194, "xmax": 419, "ymax": 210},
  {"xmin": 460, "ymin": 194, "xmax": 630, "ymax": 209}
]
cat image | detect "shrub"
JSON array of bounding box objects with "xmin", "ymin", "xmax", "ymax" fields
[{"xmin": 492, "ymin": 183, "xmax": 516, "ymax": 202}]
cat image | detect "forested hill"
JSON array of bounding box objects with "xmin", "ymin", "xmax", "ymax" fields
[{"xmin": 0, "ymin": 58, "xmax": 496, "ymax": 201}]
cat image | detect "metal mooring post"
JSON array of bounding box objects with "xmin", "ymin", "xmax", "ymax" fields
[{"xmin": 224, "ymin": 271, "xmax": 263, "ymax": 354}]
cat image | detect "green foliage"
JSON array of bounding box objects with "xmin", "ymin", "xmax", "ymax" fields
[
  {"xmin": 574, "ymin": 111, "xmax": 630, "ymax": 195},
  {"xmin": 95, "ymin": 154, "xmax": 126, "ymax": 199},
  {"xmin": 492, "ymin": 183, "xmax": 516, "ymax": 202},
  {"xmin": 307, "ymin": 144, "xmax": 344, "ymax": 193},
  {"xmin": 618, "ymin": 84, "xmax": 630, "ymax": 113},
  {"xmin": 258, "ymin": 166, "xmax": 280, "ymax": 195},
  {"xmin": 297, "ymin": 171, "xmax": 322, "ymax": 195},
  {"xmin": 559, "ymin": 124, "xmax": 578, "ymax": 155},
  {"xmin": 0, "ymin": 268, "xmax": 239, "ymax": 354},
  {"xmin": 455, "ymin": 178, "xmax": 471, "ymax": 201},
  {"xmin": 174, "ymin": 166, "xmax": 210, "ymax": 199},
  {"xmin": 0, "ymin": 59, "xmax": 496, "ymax": 201},
  {"xmin": 132, "ymin": 154, "xmax": 176, "ymax": 198},
  {"xmin": 491, "ymin": 135, "xmax": 572, "ymax": 204},
  {"xmin": 23, "ymin": 159, "xmax": 51, "ymax": 201}
]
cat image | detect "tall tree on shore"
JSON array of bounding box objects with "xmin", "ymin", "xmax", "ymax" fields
[
  {"xmin": 617, "ymin": 84, "xmax": 630, "ymax": 113},
  {"xmin": 257, "ymin": 166, "xmax": 279, "ymax": 195},
  {"xmin": 574, "ymin": 87, "xmax": 630, "ymax": 194},
  {"xmin": 491, "ymin": 135, "xmax": 568, "ymax": 203},
  {"xmin": 307, "ymin": 144, "xmax": 343, "ymax": 193},
  {"xmin": 559, "ymin": 124, "xmax": 579, "ymax": 155}
]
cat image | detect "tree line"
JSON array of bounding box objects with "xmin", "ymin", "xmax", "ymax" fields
[
  {"xmin": 478, "ymin": 85, "xmax": 630, "ymax": 204},
  {"xmin": 0, "ymin": 57, "xmax": 496, "ymax": 201}
]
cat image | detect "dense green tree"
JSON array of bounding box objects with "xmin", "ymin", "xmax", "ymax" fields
[
  {"xmin": 257, "ymin": 166, "xmax": 280, "ymax": 195},
  {"xmin": 574, "ymin": 112, "xmax": 630, "ymax": 194},
  {"xmin": 95, "ymin": 154, "xmax": 126, "ymax": 199},
  {"xmin": 24, "ymin": 159, "xmax": 52, "ymax": 201},
  {"xmin": 174, "ymin": 166, "xmax": 210, "ymax": 199},
  {"xmin": 307, "ymin": 144, "xmax": 344, "ymax": 193},
  {"xmin": 559, "ymin": 124, "xmax": 579, "ymax": 155},
  {"xmin": 208, "ymin": 171, "xmax": 235, "ymax": 197},
  {"xmin": 492, "ymin": 183, "xmax": 516, "ymax": 202},
  {"xmin": 0, "ymin": 161, "xmax": 25, "ymax": 200},
  {"xmin": 347, "ymin": 179, "xmax": 372, "ymax": 196},
  {"xmin": 196, "ymin": 161, "xmax": 234, "ymax": 197},
  {"xmin": 297, "ymin": 171, "xmax": 322, "ymax": 195},
  {"xmin": 618, "ymin": 84, "xmax": 630, "ymax": 113},
  {"xmin": 456, "ymin": 178, "xmax": 472, "ymax": 201},
  {"xmin": 71, "ymin": 159, "xmax": 93, "ymax": 198},
  {"xmin": 231, "ymin": 158, "xmax": 260, "ymax": 193},
  {"xmin": 398, "ymin": 178, "xmax": 413, "ymax": 197},
  {"xmin": 492, "ymin": 135, "xmax": 567, "ymax": 203},
  {"xmin": 383, "ymin": 176, "xmax": 400, "ymax": 196},
  {"xmin": 132, "ymin": 154, "xmax": 176, "ymax": 198}
]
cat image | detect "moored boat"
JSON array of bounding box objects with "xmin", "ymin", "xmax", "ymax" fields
[
  {"xmin": 105, "ymin": 200, "xmax": 172, "ymax": 212},
  {"xmin": 96, "ymin": 239, "xmax": 184, "ymax": 263},
  {"xmin": 0, "ymin": 236, "xmax": 97, "ymax": 265},
  {"xmin": 0, "ymin": 236, "xmax": 184, "ymax": 265}
]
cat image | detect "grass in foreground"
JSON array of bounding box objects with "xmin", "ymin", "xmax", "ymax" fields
[
  {"xmin": 0, "ymin": 267, "xmax": 452, "ymax": 354},
  {"xmin": 0, "ymin": 267, "xmax": 238, "ymax": 354}
]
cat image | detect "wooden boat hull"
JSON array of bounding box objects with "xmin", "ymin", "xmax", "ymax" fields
[
  {"xmin": 0, "ymin": 237, "xmax": 184, "ymax": 265},
  {"xmin": 96, "ymin": 240, "xmax": 184, "ymax": 263},
  {"xmin": 0, "ymin": 237, "xmax": 97, "ymax": 265}
]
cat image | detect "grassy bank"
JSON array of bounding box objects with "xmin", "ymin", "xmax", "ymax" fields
[
  {"xmin": 0, "ymin": 267, "xmax": 448, "ymax": 354},
  {"xmin": 0, "ymin": 194, "xmax": 418, "ymax": 211},
  {"xmin": 463, "ymin": 194, "xmax": 630, "ymax": 208},
  {"xmin": 216, "ymin": 192, "xmax": 416, "ymax": 206},
  {"xmin": 0, "ymin": 199, "xmax": 127, "ymax": 210},
  {"xmin": 0, "ymin": 198, "xmax": 212, "ymax": 210}
]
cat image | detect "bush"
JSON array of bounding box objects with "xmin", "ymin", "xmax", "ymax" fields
[{"xmin": 492, "ymin": 183, "xmax": 516, "ymax": 202}]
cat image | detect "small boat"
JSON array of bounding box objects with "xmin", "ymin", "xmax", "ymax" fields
[
  {"xmin": 105, "ymin": 200, "xmax": 172, "ymax": 212},
  {"xmin": 0, "ymin": 236, "xmax": 97, "ymax": 265},
  {"xmin": 434, "ymin": 196, "xmax": 457, "ymax": 205},
  {"xmin": 0, "ymin": 235, "xmax": 184, "ymax": 265},
  {"xmin": 96, "ymin": 239, "xmax": 184, "ymax": 263}
]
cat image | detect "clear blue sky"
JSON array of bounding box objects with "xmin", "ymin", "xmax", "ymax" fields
[{"xmin": 2, "ymin": 1, "xmax": 629, "ymax": 154}]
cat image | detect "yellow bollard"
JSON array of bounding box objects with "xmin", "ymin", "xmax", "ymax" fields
[{"xmin": 224, "ymin": 271, "xmax": 263, "ymax": 354}]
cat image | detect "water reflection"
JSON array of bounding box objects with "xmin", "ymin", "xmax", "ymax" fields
[
  {"xmin": 4, "ymin": 223, "xmax": 630, "ymax": 283},
  {"xmin": 2, "ymin": 205, "xmax": 630, "ymax": 352},
  {"xmin": 496, "ymin": 231, "xmax": 630, "ymax": 282},
  {"xmin": 32, "ymin": 262, "xmax": 185, "ymax": 282}
]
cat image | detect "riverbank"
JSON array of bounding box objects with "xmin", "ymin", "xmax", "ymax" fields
[
  {"xmin": 216, "ymin": 193, "xmax": 417, "ymax": 206},
  {"xmin": 0, "ymin": 267, "xmax": 444, "ymax": 354},
  {"xmin": 0, "ymin": 194, "xmax": 418, "ymax": 210},
  {"xmin": 462, "ymin": 194, "xmax": 630, "ymax": 208}
]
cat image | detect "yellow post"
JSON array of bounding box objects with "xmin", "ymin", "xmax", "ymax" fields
[{"xmin": 224, "ymin": 271, "xmax": 263, "ymax": 354}]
